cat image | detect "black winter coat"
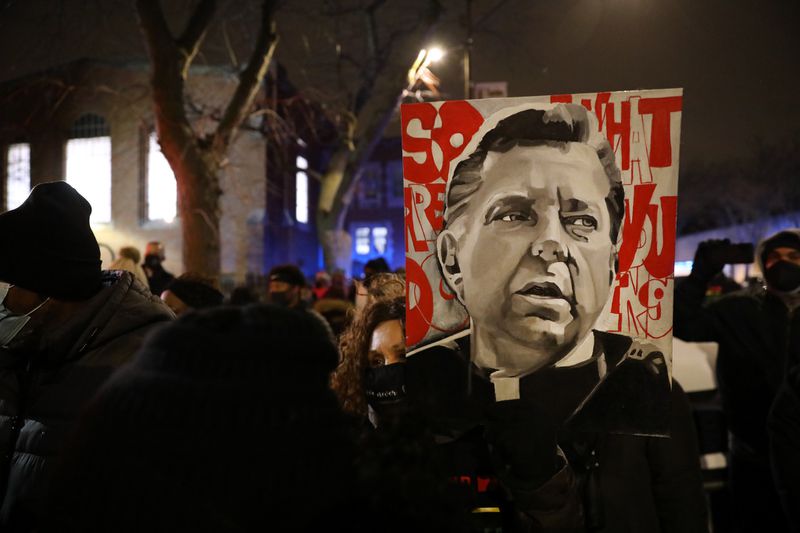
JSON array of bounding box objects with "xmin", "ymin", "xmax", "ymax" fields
[
  {"xmin": 0, "ymin": 272, "xmax": 173, "ymax": 532},
  {"xmin": 674, "ymin": 276, "xmax": 800, "ymax": 455},
  {"xmin": 769, "ymin": 364, "xmax": 800, "ymax": 532},
  {"xmin": 674, "ymin": 275, "xmax": 796, "ymax": 532}
]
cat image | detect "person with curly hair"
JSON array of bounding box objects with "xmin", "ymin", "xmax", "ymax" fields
[{"xmin": 331, "ymin": 297, "xmax": 405, "ymax": 425}]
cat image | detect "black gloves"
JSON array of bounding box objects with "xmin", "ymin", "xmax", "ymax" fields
[
  {"xmin": 485, "ymin": 399, "xmax": 561, "ymax": 489},
  {"xmin": 690, "ymin": 239, "xmax": 729, "ymax": 285}
]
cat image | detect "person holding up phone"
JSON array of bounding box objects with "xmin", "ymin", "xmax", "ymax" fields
[{"xmin": 674, "ymin": 229, "xmax": 800, "ymax": 532}]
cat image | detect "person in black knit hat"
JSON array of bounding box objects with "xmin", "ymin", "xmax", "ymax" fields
[
  {"xmin": 268, "ymin": 264, "xmax": 336, "ymax": 343},
  {"xmin": 46, "ymin": 304, "xmax": 349, "ymax": 532},
  {"xmin": 0, "ymin": 181, "xmax": 173, "ymax": 532}
]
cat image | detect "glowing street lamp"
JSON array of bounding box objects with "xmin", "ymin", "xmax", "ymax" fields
[
  {"xmin": 407, "ymin": 46, "xmax": 445, "ymax": 91},
  {"xmin": 427, "ymin": 47, "xmax": 444, "ymax": 63}
]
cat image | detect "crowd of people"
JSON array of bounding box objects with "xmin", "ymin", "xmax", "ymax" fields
[{"xmin": 0, "ymin": 181, "xmax": 799, "ymax": 532}]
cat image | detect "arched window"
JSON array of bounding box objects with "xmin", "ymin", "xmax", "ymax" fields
[
  {"xmin": 66, "ymin": 113, "xmax": 111, "ymax": 225},
  {"xmin": 145, "ymin": 132, "xmax": 177, "ymax": 223},
  {"xmin": 5, "ymin": 143, "xmax": 30, "ymax": 211}
]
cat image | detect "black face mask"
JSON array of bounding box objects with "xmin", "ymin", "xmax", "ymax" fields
[
  {"xmin": 269, "ymin": 290, "xmax": 292, "ymax": 307},
  {"xmin": 144, "ymin": 255, "xmax": 161, "ymax": 269},
  {"xmin": 765, "ymin": 261, "xmax": 800, "ymax": 293},
  {"xmin": 364, "ymin": 364, "xmax": 407, "ymax": 412}
]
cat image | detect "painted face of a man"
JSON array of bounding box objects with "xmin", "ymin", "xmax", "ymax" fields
[{"xmin": 440, "ymin": 142, "xmax": 616, "ymax": 371}]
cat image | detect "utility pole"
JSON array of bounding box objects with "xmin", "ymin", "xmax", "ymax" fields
[{"xmin": 463, "ymin": 0, "xmax": 472, "ymax": 99}]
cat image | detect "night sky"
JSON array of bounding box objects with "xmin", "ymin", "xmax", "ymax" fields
[{"xmin": 1, "ymin": 0, "xmax": 798, "ymax": 170}]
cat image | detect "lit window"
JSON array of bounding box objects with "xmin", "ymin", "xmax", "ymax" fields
[
  {"xmin": 674, "ymin": 261, "xmax": 694, "ymax": 278},
  {"xmin": 355, "ymin": 227, "xmax": 371, "ymax": 255},
  {"xmin": 296, "ymin": 155, "xmax": 308, "ymax": 224},
  {"xmin": 146, "ymin": 133, "xmax": 177, "ymax": 223},
  {"xmin": 65, "ymin": 114, "xmax": 111, "ymax": 225},
  {"xmin": 5, "ymin": 143, "xmax": 30, "ymax": 210},
  {"xmin": 373, "ymin": 226, "xmax": 388, "ymax": 254},
  {"xmin": 66, "ymin": 138, "xmax": 111, "ymax": 225}
]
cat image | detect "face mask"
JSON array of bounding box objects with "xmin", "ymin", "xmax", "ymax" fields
[
  {"xmin": 364, "ymin": 363, "xmax": 407, "ymax": 412},
  {"xmin": 144, "ymin": 255, "xmax": 161, "ymax": 269},
  {"xmin": 765, "ymin": 261, "xmax": 800, "ymax": 293},
  {"xmin": 269, "ymin": 290, "xmax": 292, "ymax": 307},
  {"xmin": 0, "ymin": 284, "xmax": 50, "ymax": 348}
]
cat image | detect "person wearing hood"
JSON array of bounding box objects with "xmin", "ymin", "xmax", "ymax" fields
[
  {"xmin": 674, "ymin": 229, "xmax": 800, "ymax": 532},
  {"xmin": 0, "ymin": 182, "xmax": 174, "ymax": 532}
]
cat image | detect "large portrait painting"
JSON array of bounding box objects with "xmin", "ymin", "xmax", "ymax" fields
[{"xmin": 402, "ymin": 89, "xmax": 683, "ymax": 435}]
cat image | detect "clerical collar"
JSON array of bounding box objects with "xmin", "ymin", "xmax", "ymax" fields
[{"xmin": 489, "ymin": 331, "xmax": 605, "ymax": 402}]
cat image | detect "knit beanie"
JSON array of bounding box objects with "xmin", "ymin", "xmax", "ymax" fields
[
  {"xmin": 165, "ymin": 278, "xmax": 224, "ymax": 309},
  {"xmin": 0, "ymin": 181, "xmax": 101, "ymax": 300}
]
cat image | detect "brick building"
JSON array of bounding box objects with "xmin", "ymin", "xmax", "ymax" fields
[
  {"xmin": 0, "ymin": 59, "xmax": 267, "ymax": 287},
  {"xmin": 0, "ymin": 59, "xmax": 406, "ymax": 286}
]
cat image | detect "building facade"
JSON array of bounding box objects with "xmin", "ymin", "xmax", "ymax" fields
[{"xmin": 0, "ymin": 60, "xmax": 267, "ymax": 287}]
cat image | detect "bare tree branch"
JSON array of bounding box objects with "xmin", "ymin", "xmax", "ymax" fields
[
  {"xmin": 318, "ymin": 0, "xmax": 443, "ymax": 231},
  {"xmin": 136, "ymin": 0, "xmax": 179, "ymax": 58},
  {"xmin": 213, "ymin": 0, "xmax": 279, "ymax": 151},
  {"xmin": 221, "ymin": 19, "xmax": 240, "ymax": 69},
  {"xmin": 136, "ymin": 0, "xmax": 193, "ymax": 149},
  {"xmin": 176, "ymin": 0, "xmax": 217, "ymax": 78}
]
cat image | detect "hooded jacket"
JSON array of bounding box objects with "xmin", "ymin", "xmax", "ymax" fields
[
  {"xmin": 0, "ymin": 271, "xmax": 173, "ymax": 531},
  {"xmin": 674, "ymin": 229, "xmax": 800, "ymax": 454},
  {"xmin": 674, "ymin": 229, "xmax": 800, "ymax": 532}
]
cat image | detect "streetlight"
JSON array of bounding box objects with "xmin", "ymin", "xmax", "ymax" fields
[
  {"xmin": 408, "ymin": 47, "xmax": 445, "ymax": 85},
  {"xmin": 427, "ymin": 47, "xmax": 445, "ymax": 63},
  {"xmin": 406, "ymin": 47, "xmax": 445, "ymax": 97}
]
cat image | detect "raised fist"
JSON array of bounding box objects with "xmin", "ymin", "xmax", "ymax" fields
[{"xmin": 690, "ymin": 239, "xmax": 730, "ymax": 284}]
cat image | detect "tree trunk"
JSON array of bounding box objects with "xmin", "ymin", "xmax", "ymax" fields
[
  {"xmin": 136, "ymin": 0, "xmax": 277, "ymax": 279},
  {"xmin": 317, "ymin": 146, "xmax": 356, "ymax": 273},
  {"xmin": 171, "ymin": 147, "xmax": 222, "ymax": 276}
]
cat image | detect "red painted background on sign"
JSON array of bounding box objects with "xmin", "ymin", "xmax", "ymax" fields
[{"xmin": 403, "ymin": 92, "xmax": 682, "ymax": 347}]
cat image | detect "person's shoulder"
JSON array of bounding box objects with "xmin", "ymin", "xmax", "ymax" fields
[
  {"xmin": 407, "ymin": 330, "xmax": 470, "ymax": 357},
  {"xmin": 572, "ymin": 332, "xmax": 671, "ymax": 435},
  {"xmin": 110, "ymin": 271, "xmax": 172, "ymax": 312},
  {"xmin": 407, "ymin": 338, "xmax": 466, "ymax": 371},
  {"xmin": 93, "ymin": 271, "xmax": 174, "ymax": 338},
  {"xmin": 594, "ymin": 331, "xmax": 669, "ymax": 375},
  {"xmin": 708, "ymin": 284, "xmax": 765, "ymax": 309},
  {"xmin": 407, "ymin": 331, "xmax": 472, "ymax": 379}
]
